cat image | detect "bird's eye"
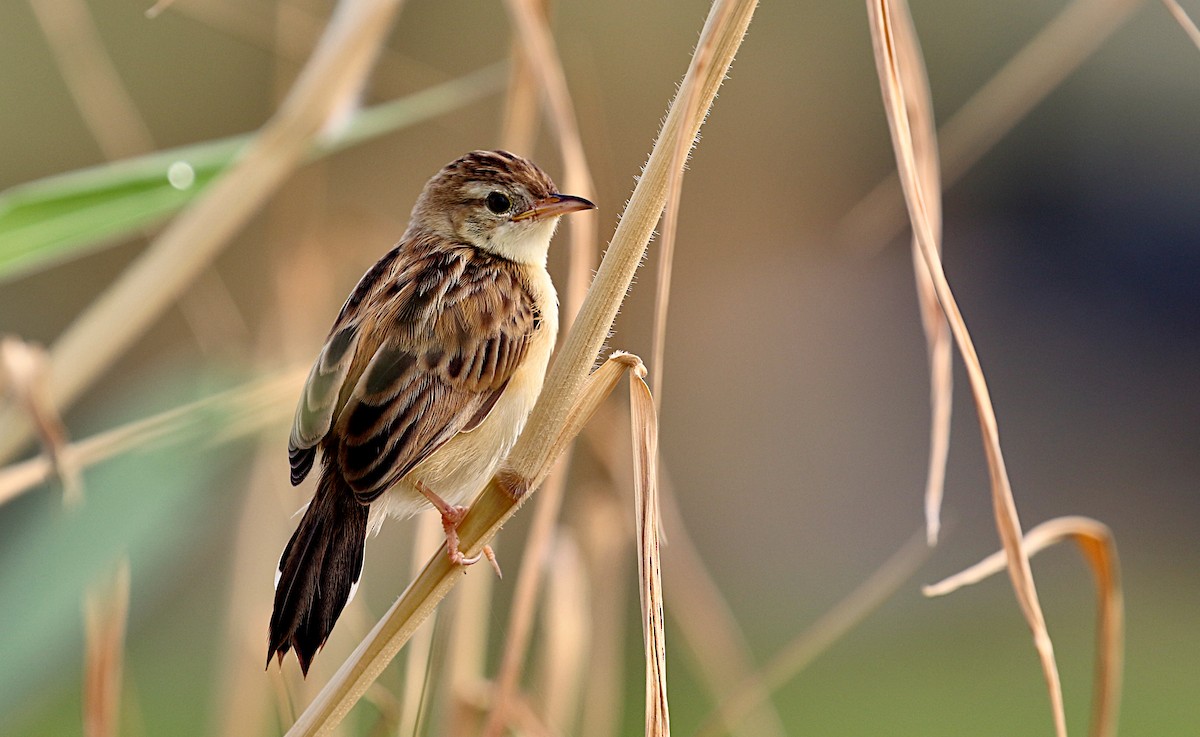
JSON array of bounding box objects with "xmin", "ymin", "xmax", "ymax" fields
[{"xmin": 485, "ymin": 191, "xmax": 512, "ymax": 215}]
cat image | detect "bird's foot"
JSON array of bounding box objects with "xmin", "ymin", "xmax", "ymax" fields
[{"xmin": 416, "ymin": 481, "xmax": 502, "ymax": 578}]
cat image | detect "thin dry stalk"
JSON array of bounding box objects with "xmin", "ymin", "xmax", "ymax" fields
[
  {"xmin": 692, "ymin": 531, "xmax": 928, "ymax": 737},
  {"xmin": 0, "ymin": 0, "xmax": 407, "ymax": 464},
  {"xmin": 281, "ymin": 3, "xmax": 757, "ymax": 728},
  {"xmin": 535, "ymin": 532, "xmax": 590, "ymax": 731},
  {"xmin": 867, "ymin": 1, "xmax": 1067, "ymax": 734},
  {"xmin": 659, "ymin": 474, "xmax": 787, "ymax": 737},
  {"xmin": 208, "ymin": 447, "xmax": 298, "ymax": 737},
  {"xmin": 884, "ymin": 0, "xmax": 952, "ymax": 546},
  {"xmin": 0, "ymin": 337, "xmax": 82, "ymax": 506},
  {"xmin": 397, "ymin": 513, "xmax": 445, "ymax": 737},
  {"xmin": 481, "ymin": 460, "xmax": 571, "ymax": 737},
  {"xmin": 28, "ymin": 0, "xmax": 154, "ymax": 159},
  {"xmin": 629, "ymin": 369, "xmax": 668, "ymax": 737},
  {"xmin": 501, "ymin": 0, "xmax": 597, "ymax": 325},
  {"xmin": 500, "ymin": 0, "xmax": 547, "ymax": 154},
  {"xmin": 841, "ymin": 0, "xmax": 1145, "ymax": 253},
  {"xmin": 576, "ymin": 481, "xmax": 631, "ymax": 737},
  {"xmin": 486, "ymin": 6, "xmax": 599, "ymax": 727},
  {"xmin": 924, "ymin": 516, "xmax": 1124, "ymax": 737},
  {"xmin": 0, "ymin": 368, "xmax": 302, "ymax": 508},
  {"xmin": 83, "ymin": 560, "xmax": 131, "ymax": 737},
  {"xmin": 1162, "ymin": 0, "xmax": 1200, "ymax": 49}
]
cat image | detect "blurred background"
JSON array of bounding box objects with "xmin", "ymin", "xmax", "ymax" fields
[{"xmin": 1, "ymin": 0, "xmax": 1197, "ymax": 735}]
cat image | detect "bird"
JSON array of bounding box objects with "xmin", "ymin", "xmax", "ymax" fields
[{"xmin": 268, "ymin": 150, "xmax": 595, "ymax": 675}]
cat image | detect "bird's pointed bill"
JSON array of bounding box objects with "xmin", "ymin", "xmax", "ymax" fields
[{"xmin": 512, "ymin": 193, "xmax": 596, "ymax": 221}]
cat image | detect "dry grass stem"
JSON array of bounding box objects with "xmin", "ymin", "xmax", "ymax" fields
[
  {"xmin": 924, "ymin": 516, "xmax": 1124, "ymax": 737},
  {"xmin": 501, "ymin": 0, "xmax": 597, "ymax": 326},
  {"xmin": 0, "ymin": 0, "xmax": 407, "ymax": 464},
  {"xmin": 880, "ymin": 0, "xmax": 952, "ymax": 546},
  {"xmin": 841, "ymin": 0, "xmax": 1145, "ymax": 253},
  {"xmin": 83, "ymin": 560, "xmax": 131, "ymax": 737},
  {"xmin": 577, "ymin": 482, "xmax": 632, "ymax": 737},
  {"xmin": 1162, "ymin": 0, "xmax": 1200, "ymax": 49},
  {"xmin": 280, "ymin": 0, "xmax": 756, "ymax": 726},
  {"xmin": 397, "ymin": 513, "xmax": 445, "ymax": 737},
  {"xmin": 921, "ymin": 520, "xmax": 1118, "ymax": 737},
  {"xmin": 28, "ymin": 0, "xmax": 154, "ymax": 159},
  {"xmin": 500, "ymin": 0, "xmax": 546, "ymax": 154},
  {"xmin": 0, "ymin": 336, "xmax": 82, "ymax": 506},
  {"xmin": 692, "ymin": 531, "xmax": 928, "ymax": 737},
  {"xmin": 0, "ymin": 368, "xmax": 303, "ymax": 508},
  {"xmin": 207, "ymin": 449, "xmax": 296, "ymax": 737},
  {"xmin": 481, "ymin": 460, "xmax": 570, "ymax": 737},
  {"xmin": 868, "ymin": 1, "xmax": 1066, "ymax": 733},
  {"xmin": 658, "ymin": 474, "xmax": 787, "ymax": 737},
  {"xmin": 629, "ymin": 368, "xmax": 669, "ymax": 737},
  {"xmin": 536, "ymin": 532, "xmax": 590, "ymax": 731}
]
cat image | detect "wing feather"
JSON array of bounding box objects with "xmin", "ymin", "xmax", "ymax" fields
[{"xmin": 332, "ymin": 244, "xmax": 538, "ymax": 502}]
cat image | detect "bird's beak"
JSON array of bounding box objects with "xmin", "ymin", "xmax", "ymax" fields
[{"xmin": 512, "ymin": 194, "xmax": 596, "ymax": 221}]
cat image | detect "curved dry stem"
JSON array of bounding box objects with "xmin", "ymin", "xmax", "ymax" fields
[
  {"xmin": 867, "ymin": 1, "xmax": 1066, "ymax": 734},
  {"xmin": 281, "ymin": 4, "xmax": 758, "ymax": 731},
  {"xmin": 924, "ymin": 516, "xmax": 1123, "ymax": 737}
]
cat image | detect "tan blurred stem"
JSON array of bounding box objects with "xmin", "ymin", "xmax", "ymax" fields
[
  {"xmin": 486, "ymin": 3, "xmax": 599, "ymax": 727},
  {"xmin": 282, "ymin": 3, "xmax": 755, "ymax": 729},
  {"xmin": 397, "ymin": 513, "xmax": 444, "ymax": 737},
  {"xmin": 208, "ymin": 446, "xmax": 297, "ymax": 737},
  {"xmin": 536, "ymin": 532, "xmax": 590, "ymax": 731},
  {"xmin": 1162, "ymin": 0, "xmax": 1200, "ymax": 49},
  {"xmin": 884, "ymin": 0, "xmax": 951, "ymax": 546},
  {"xmin": 481, "ymin": 460, "xmax": 570, "ymax": 737},
  {"xmin": 502, "ymin": 0, "xmax": 597, "ymax": 327},
  {"xmin": 0, "ymin": 337, "xmax": 82, "ymax": 506},
  {"xmin": 924, "ymin": 516, "xmax": 1123, "ymax": 737},
  {"xmin": 0, "ymin": 0, "xmax": 405, "ymax": 464},
  {"xmin": 83, "ymin": 560, "xmax": 131, "ymax": 737},
  {"xmin": 659, "ymin": 474, "xmax": 787, "ymax": 737},
  {"xmin": 500, "ymin": 0, "xmax": 547, "ymax": 154},
  {"xmin": 0, "ymin": 369, "xmax": 302, "ymax": 508},
  {"xmin": 692, "ymin": 531, "xmax": 929, "ymax": 737},
  {"xmin": 841, "ymin": 0, "xmax": 1144, "ymax": 254},
  {"xmin": 28, "ymin": 0, "xmax": 154, "ymax": 159},
  {"xmin": 868, "ymin": 2, "xmax": 1066, "ymax": 735},
  {"xmin": 576, "ymin": 481, "xmax": 631, "ymax": 737}
]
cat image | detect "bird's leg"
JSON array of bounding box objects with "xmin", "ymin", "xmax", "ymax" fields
[{"xmin": 415, "ymin": 480, "xmax": 502, "ymax": 578}]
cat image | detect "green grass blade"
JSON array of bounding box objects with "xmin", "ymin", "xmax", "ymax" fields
[{"xmin": 0, "ymin": 62, "xmax": 507, "ymax": 282}]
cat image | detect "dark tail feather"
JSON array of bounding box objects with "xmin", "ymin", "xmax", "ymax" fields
[{"xmin": 267, "ymin": 470, "xmax": 368, "ymax": 676}]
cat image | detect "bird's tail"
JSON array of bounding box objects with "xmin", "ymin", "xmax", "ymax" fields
[{"xmin": 267, "ymin": 470, "xmax": 368, "ymax": 676}]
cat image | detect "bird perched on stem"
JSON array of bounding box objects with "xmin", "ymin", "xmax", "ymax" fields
[{"xmin": 268, "ymin": 150, "xmax": 595, "ymax": 675}]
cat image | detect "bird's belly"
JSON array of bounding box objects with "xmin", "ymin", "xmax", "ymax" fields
[{"xmin": 367, "ymin": 331, "xmax": 553, "ymax": 532}]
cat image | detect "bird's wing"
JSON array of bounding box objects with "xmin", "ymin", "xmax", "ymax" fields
[
  {"xmin": 287, "ymin": 246, "xmax": 404, "ymax": 486},
  {"xmin": 333, "ymin": 248, "xmax": 538, "ymax": 502}
]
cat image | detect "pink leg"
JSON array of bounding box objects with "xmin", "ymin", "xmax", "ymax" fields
[{"xmin": 415, "ymin": 481, "xmax": 502, "ymax": 578}]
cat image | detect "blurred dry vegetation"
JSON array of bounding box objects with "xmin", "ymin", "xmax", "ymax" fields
[{"xmin": 1, "ymin": 0, "xmax": 1199, "ymax": 736}]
